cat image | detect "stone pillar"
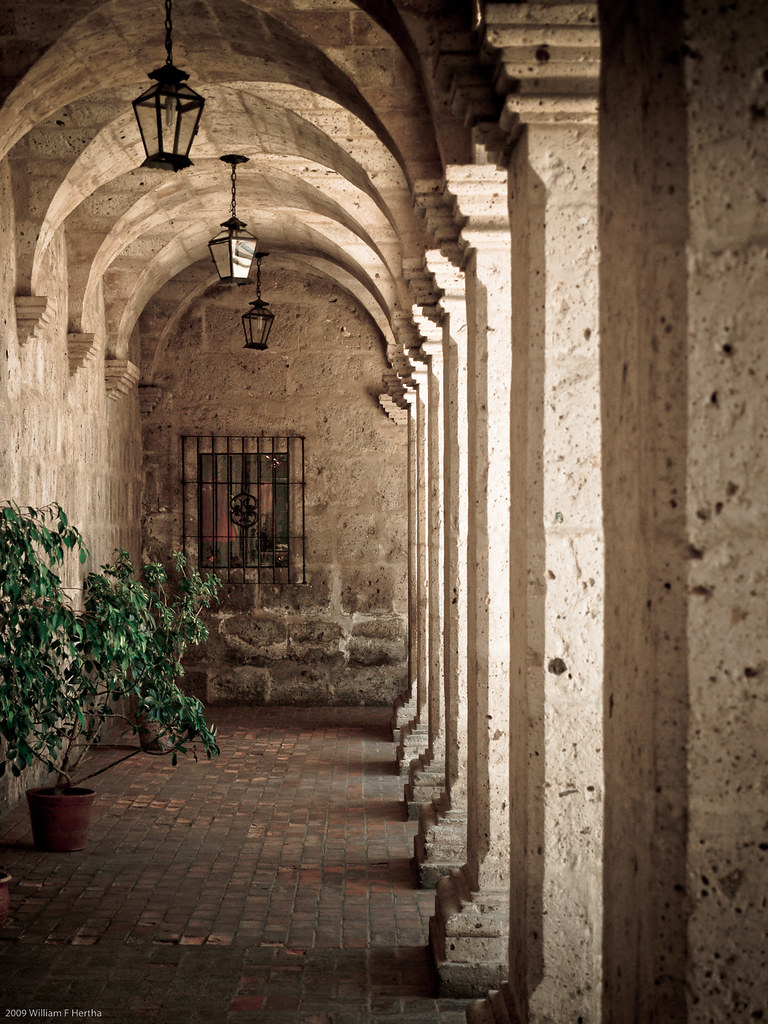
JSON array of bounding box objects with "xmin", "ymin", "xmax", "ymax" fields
[
  {"xmin": 429, "ymin": 162, "xmax": 512, "ymax": 997},
  {"xmin": 404, "ymin": 316, "xmax": 448, "ymax": 817},
  {"xmin": 509, "ymin": 119, "xmax": 603, "ymax": 1024},
  {"xmin": 684, "ymin": 3, "xmax": 768, "ymax": 1017},
  {"xmin": 464, "ymin": 6, "xmax": 604, "ymax": 1021},
  {"xmin": 414, "ymin": 250, "xmax": 470, "ymax": 887},
  {"xmin": 395, "ymin": 355, "xmax": 432, "ymax": 779},
  {"xmin": 391, "ymin": 378, "xmax": 419, "ymax": 746},
  {"xmin": 598, "ymin": 2, "xmax": 768, "ymax": 1020}
]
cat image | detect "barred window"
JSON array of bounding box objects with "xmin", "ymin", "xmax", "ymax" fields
[{"xmin": 182, "ymin": 435, "xmax": 305, "ymax": 584}]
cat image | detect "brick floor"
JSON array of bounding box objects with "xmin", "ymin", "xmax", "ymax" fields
[{"xmin": 0, "ymin": 707, "xmax": 471, "ymax": 1023}]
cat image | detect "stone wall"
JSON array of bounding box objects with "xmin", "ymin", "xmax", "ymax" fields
[
  {"xmin": 139, "ymin": 261, "xmax": 408, "ymax": 707},
  {"xmin": 0, "ymin": 157, "xmax": 142, "ymax": 815}
]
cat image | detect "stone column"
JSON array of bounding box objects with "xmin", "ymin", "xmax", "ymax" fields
[
  {"xmin": 684, "ymin": 3, "xmax": 768, "ymax": 1017},
  {"xmin": 391, "ymin": 378, "xmax": 419, "ymax": 746},
  {"xmin": 465, "ymin": 6, "xmax": 604, "ymax": 1022},
  {"xmin": 414, "ymin": 251, "xmax": 470, "ymax": 886},
  {"xmin": 429, "ymin": 163, "xmax": 512, "ymax": 997},
  {"xmin": 404, "ymin": 317, "xmax": 448, "ymax": 816},
  {"xmin": 598, "ymin": 2, "xmax": 768, "ymax": 1021},
  {"xmin": 395, "ymin": 354, "xmax": 432, "ymax": 779}
]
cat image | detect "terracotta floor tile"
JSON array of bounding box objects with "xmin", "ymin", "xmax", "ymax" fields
[{"xmin": 0, "ymin": 707, "xmax": 471, "ymax": 1023}]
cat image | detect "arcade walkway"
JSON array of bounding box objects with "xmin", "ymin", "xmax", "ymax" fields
[{"xmin": 0, "ymin": 707, "xmax": 470, "ymax": 1023}]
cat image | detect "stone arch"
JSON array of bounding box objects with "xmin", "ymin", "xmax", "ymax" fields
[
  {"xmin": 141, "ymin": 252, "xmax": 397, "ymax": 384},
  {"xmin": 105, "ymin": 215, "xmax": 396, "ymax": 359},
  {"xmin": 0, "ymin": 0, "xmax": 440, "ymax": 179}
]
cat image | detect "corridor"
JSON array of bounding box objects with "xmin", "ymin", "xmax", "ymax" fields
[{"xmin": 0, "ymin": 707, "xmax": 470, "ymax": 1023}]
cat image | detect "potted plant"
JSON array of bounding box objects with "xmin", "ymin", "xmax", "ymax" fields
[
  {"xmin": 0, "ymin": 502, "xmax": 220, "ymax": 851},
  {"xmin": 84, "ymin": 547, "xmax": 222, "ymax": 756}
]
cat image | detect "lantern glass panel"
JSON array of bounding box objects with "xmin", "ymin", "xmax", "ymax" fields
[
  {"xmin": 231, "ymin": 237, "xmax": 256, "ymax": 280},
  {"xmin": 133, "ymin": 74, "xmax": 204, "ymax": 171},
  {"xmin": 209, "ymin": 227, "xmax": 256, "ymax": 284},
  {"xmin": 209, "ymin": 235, "xmax": 232, "ymax": 280},
  {"xmin": 242, "ymin": 304, "xmax": 274, "ymax": 350}
]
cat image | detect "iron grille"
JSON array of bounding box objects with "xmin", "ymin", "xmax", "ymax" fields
[{"xmin": 182, "ymin": 435, "xmax": 306, "ymax": 584}]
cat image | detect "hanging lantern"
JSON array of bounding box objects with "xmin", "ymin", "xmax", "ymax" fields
[
  {"xmin": 242, "ymin": 254, "xmax": 275, "ymax": 350},
  {"xmin": 132, "ymin": 0, "xmax": 205, "ymax": 172},
  {"xmin": 208, "ymin": 155, "xmax": 258, "ymax": 284}
]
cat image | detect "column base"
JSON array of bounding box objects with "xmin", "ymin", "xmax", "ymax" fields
[
  {"xmin": 395, "ymin": 720, "xmax": 428, "ymax": 781},
  {"xmin": 404, "ymin": 749, "xmax": 445, "ymax": 819},
  {"xmin": 466, "ymin": 986, "xmax": 523, "ymax": 1024},
  {"xmin": 430, "ymin": 868, "xmax": 509, "ymax": 997},
  {"xmin": 391, "ymin": 689, "xmax": 417, "ymax": 747},
  {"xmin": 414, "ymin": 798, "xmax": 467, "ymax": 887}
]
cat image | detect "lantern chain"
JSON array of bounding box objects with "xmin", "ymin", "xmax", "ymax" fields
[
  {"xmin": 164, "ymin": 0, "xmax": 173, "ymax": 65},
  {"xmin": 230, "ymin": 162, "xmax": 238, "ymax": 219}
]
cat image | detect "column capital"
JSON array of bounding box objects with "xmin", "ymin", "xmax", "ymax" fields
[
  {"xmin": 432, "ymin": 30, "xmax": 503, "ymax": 127},
  {"xmin": 104, "ymin": 359, "xmax": 140, "ymax": 400},
  {"xmin": 425, "ymin": 250, "xmax": 466, "ymax": 307},
  {"xmin": 381, "ymin": 370, "xmax": 410, "ymax": 409},
  {"xmin": 481, "ymin": 2, "xmax": 600, "ymax": 147},
  {"xmin": 407, "ymin": 349, "xmax": 430, "ymax": 378},
  {"xmin": 67, "ymin": 332, "xmax": 97, "ymax": 375},
  {"xmin": 378, "ymin": 393, "xmax": 409, "ymax": 425},
  {"xmin": 138, "ymin": 384, "xmax": 162, "ymax": 415},
  {"xmin": 443, "ymin": 164, "xmax": 510, "ymax": 256},
  {"xmin": 413, "ymin": 307, "xmax": 444, "ymax": 363},
  {"xmin": 393, "ymin": 309, "xmax": 422, "ymax": 361},
  {"xmin": 15, "ymin": 295, "xmax": 53, "ymax": 346},
  {"xmin": 403, "ymin": 257, "xmax": 443, "ymax": 309},
  {"xmin": 413, "ymin": 180, "xmax": 464, "ymax": 265}
]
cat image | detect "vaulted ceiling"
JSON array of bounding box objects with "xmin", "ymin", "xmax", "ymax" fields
[{"xmin": 3, "ymin": 0, "xmax": 474, "ymax": 367}]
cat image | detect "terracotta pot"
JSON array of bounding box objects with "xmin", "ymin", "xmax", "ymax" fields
[
  {"xmin": 26, "ymin": 787, "xmax": 96, "ymax": 852},
  {"xmin": 0, "ymin": 871, "xmax": 10, "ymax": 930},
  {"xmin": 136, "ymin": 714, "xmax": 168, "ymax": 752}
]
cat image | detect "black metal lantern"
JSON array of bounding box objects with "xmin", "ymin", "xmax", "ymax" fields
[
  {"xmin": 242, "ymin": 253, "xmax": 275, "ymax": 350},
  {"xmin": 208, "ymin": 155, "xmax": 258, "ymax": 284},
  {"xmin": 132, "ymin": 0, "xmax": 205, "ymax": 172}
]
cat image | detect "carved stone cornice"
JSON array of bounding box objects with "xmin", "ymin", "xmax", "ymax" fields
[
  {"xmin": 15, "ymin": 295, "xmax": 53, "ymax": 346},
  {"xmin": 67, "ymin": 332, "xmax": 97, "ymax": 375},
  {"xmin": 104, "ymin": 359, "xmax": 140, "ymax": 400}
]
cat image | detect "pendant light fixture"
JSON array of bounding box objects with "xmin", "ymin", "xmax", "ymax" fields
[
  {"xmin": 208, "ymin": 155, "xmax": 258, "ymax": 285},
  {"xmin": 242, "ymin": 253, "xmax": 275, "ymax": 350},
  {"xmin": 132, "ymin": 0, "xmax": 205, "ymax": 172}
]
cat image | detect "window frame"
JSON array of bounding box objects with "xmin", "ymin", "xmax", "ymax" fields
[{"xmin": 182, "ymin": 435, "xmax": 306, "ymax": 585}]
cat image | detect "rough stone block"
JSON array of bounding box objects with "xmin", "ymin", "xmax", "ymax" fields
[
  {"xmin": 346, "ymin": 635, "xmax": 405, "ymax": 666},
  {"xmin": 340, "ymin": 570, "xmax": 396, "ymax": 613},
  {"xmin": 209, "ymin": 666, "xmax": 272, "ymax": 704},
  {"xmin": 350, "ymin": 615, "xmax": 406, "ymax": 640},
  {"xmin": 259, "ymin": 577, "xmax": 331, "ymax": 615},
  {"xmin": 221, "ymin": 615, "xmax": 288, "ymax": 662}
]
